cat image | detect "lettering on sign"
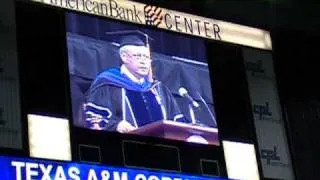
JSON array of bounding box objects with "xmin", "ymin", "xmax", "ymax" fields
[
  {"xmin": 10, "ymin": 160, "xmax": 203, "ymax": 180},
  {"xmin": 31, "ymin": 0, "xmax": 272, "ymax": 50},
  {"xmin": 49, "ymin": 0, "xmax": 143, "ymax": 23}
]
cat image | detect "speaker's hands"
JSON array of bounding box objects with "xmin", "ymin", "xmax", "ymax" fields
[{"xmin": 117, "ymin": 120, "xmax": 136, "ymax": 133}]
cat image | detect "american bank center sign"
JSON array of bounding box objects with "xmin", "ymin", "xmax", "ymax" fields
[{"xmin": 31, "ymin": 0, "xmax": 272, "ymax": 50}]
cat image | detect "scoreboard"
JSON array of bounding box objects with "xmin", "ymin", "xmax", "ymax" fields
[{"xmin": 0, "ymin": 0, "xmax": 284, "ymax": 179}]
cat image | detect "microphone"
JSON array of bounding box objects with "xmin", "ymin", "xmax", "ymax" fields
[
  {"xmin": 178, "ymin": 87, "xmax": 200, "ymax": 108},
  {"xmin": 196, "ymin": 91, "xmax": 217, "ymax": 127}
]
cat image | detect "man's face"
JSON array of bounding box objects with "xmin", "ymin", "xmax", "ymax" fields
[{"xmin": 120, "ymin": 45, "xmax": 152, "ymax": 79}]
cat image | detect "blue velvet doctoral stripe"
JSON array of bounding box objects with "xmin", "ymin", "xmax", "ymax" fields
[
  {"xmin": 85, "ymin": 104, "xmax": 111, "ymax": 119},
  {"xmin": 89, "ymin": 67, "xmax": 164, "ymax": 127},
  {"xmin": 93, "ymin": 68, "xmax": 153, "ymax": 92},
  {"xmin": 126, "ymin": 90, "xmax": 163, "ymax": 127},
  {"xmin": 85, "ymin": 104, "xmax": 110, "ymax": 128}
]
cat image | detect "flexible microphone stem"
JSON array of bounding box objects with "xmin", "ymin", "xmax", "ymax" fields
[
  {"xmin": 189, "ymin": 104, "xmax": 197, "ymax": 124},
  {"xmin": 196, "ymin": 91, "xmax": 217, "ymax": 127},
  {"xmin": 179, "ymin": 87, "xmax": 199, "ymax": 108},
  {"xmin": 179, "ymin": 87, "xmax": 199, "ymax": 124}
]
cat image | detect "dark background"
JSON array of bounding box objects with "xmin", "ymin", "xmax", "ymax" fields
[{"xmin": 14, "ymin": 0, "xmax": 260, "ymax": 178}]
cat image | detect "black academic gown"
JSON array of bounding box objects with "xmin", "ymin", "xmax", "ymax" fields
[{"xmin": 83, "ymin": 68, "xmax": 185, "ymax": 131}]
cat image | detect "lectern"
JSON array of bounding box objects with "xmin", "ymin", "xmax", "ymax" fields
[{"xmin": 129, "ymin": 120, "xmax": 219, "ymax": 145}]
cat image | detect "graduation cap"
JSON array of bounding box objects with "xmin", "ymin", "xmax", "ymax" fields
[{"xmin": 105, "ymin": 30, "xmax": 154, "ymax": 49}]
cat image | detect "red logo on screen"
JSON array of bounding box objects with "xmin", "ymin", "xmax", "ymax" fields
[{"xmin": 144, "ymin": 5, "xmax": 163, "ymax": 27}]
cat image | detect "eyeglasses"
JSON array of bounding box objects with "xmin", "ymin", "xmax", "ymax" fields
[{"xmin": 127, "ymin": 53, "xmax": 151, "ymax": 61}]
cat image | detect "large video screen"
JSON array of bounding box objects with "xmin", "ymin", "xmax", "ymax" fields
[{"xmin": 66, "ymin": 12, "xmax": 219, "ymax": 145}]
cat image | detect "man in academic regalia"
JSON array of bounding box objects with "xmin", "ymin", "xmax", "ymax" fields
[{"xmin": 83, "ymin": 30, "xmax": 185, "ymax": 133}]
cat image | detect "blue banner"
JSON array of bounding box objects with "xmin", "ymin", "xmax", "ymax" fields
[{"xmin": 0, "ymin": 155, "xmax": 227, "ymax": 180}]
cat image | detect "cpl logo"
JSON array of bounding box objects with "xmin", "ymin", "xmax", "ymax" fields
[
  {"xmin": 261, "ymin": 146, "xmax": 280, "ymax": 165},
  {"xmin": 261, "ymin": 146, "xmax": 288, "ymax": 167},
  {"xmin": 144, "ymin": 5, "xmax": 163, "ymax": 27},
  {"xmin": 253, "ymin": 102, "xmax": 272, "ymax": 120},
  {"xmin": 245, "ymin": 60, "xmax": 265, "ymax": 76}
]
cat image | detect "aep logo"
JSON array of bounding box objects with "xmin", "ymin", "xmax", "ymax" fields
[
  {"xmin": 261, "ymin": 146, "xmax": 280, "ymax": 165},
  {"xmin": 253, "ymin": 102, "xmax": 272, "ymax": 120}
]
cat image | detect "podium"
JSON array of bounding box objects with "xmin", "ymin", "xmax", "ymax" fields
[{"xmin": 129, "ymin": 120, "xmax": 219, "ymax": 145}]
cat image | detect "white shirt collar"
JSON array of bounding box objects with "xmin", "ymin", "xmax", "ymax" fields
[{"xmin": 121, "ymin": 65, "xmax": 145, "ymax": 84}]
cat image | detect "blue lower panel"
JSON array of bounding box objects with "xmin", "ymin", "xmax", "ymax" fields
[{"xmin": 0, "ymin": 155, "xmax": 227, "ymax": 180}]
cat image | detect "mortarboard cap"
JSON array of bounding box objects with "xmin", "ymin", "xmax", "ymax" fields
[{"xmin": 105, "ymin": 30, "xmax": 153, "ymax": 48}]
